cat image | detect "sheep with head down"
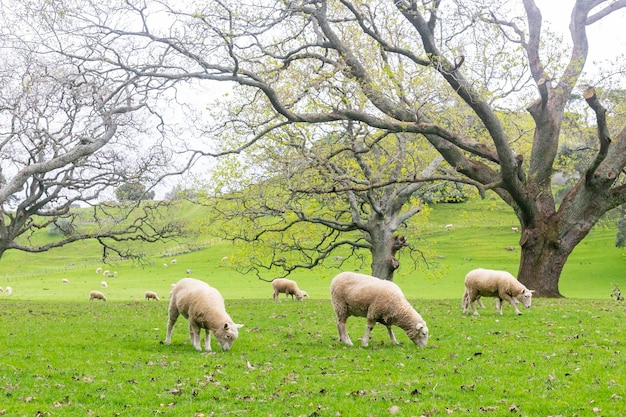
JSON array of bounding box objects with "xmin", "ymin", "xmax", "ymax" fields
[
  {"xmin": 330, "ymin": 271, "xmax": 428, "ymax": 347},
  {"xmin": 462, "ymin": 268, "xmax": 534, "ymax": 316},
  {"xmin": 165, "ymin": 278, "xmax": 243, "ymax": 352},
  {"xmin": 271, "ymin": 278, "xmax": 308, "ymax": 302}
]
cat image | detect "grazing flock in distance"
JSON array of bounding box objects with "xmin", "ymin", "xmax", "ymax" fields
[{"xmin": 0, "ymin": 253, "xmax": 535, "ymax": 353}]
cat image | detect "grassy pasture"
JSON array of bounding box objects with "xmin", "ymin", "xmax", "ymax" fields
[
  {"xmin": 1, "ymin": 197, "xmax": 626, "ymax": 415},
  {"xmin": 1, "ymin": 298, "xmax": 625, "ymax": 416}
]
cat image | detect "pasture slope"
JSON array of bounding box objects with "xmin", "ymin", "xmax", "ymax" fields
[{"xmin": 0, "ymin": 198, "xmax": 625, "ymax": 416}]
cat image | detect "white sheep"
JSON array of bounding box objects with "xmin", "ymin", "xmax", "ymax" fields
[
  {"xmin": 271, "ymin": 278, "xmax": 307, "ymax": 302},
  {"xmin": 170, "ymin": 259, "xmax": 177, "ymax": 265},
  {"xmin": 103, "ymin": 269, "xmax": 110, "ymax": 276},
  {"xmin": 62, "ymin": 278, "xmax": 70, "ymax": 284},
  {"xmin": 163, "ymin": 263, "xmax": 168, "ymax": 268},
  {"xmin": 445, "ymin": 223, "xmax": 454, "ymax": 230},
  {"xmin": 511, "ymin": 226, "xmax": 519, "ymax": 232},
  {"xmin": 95, "ymin": 267, "xmax": 102, "ymax": 274},
  {"xmin": 462, "ymin": 268, "xmax": 534, "ymax": 316},
  {"xmin": 101, "ymin": 281, "xmax": 108, "ymax": 288},
  {"xmin": 0, "ymin": 287, "xmax": 3, "ymax": 294},
  {"xmin": 145, "ymin": 290, "xmax": 160, "ymax": 301},
  {"xmin": 330, "ymin": 272, "xmax": 429, "ymax": 347},
  {"xmin": 5, "ymin": 286, "xmax": 11, "ymax": 296},
  {"xmin": 165, "ymin": 278, "xmax": 243, "ymax": 352},
  {"xmin": 89, "ymin": 290, "xmax": 107, "ymax": 301}
]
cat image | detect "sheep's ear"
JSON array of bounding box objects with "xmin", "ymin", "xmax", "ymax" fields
[
  {"xmin": 529, "ymin": 290, "xmax": 535, "ymax": 293},
  {"xmin": 235, "ymin": 323, "xmax": 244, "ymax": 328}
]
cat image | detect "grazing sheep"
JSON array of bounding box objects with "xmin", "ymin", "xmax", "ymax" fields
[
  {"xmin": 101, "ymin": 281, "xmax": 108, "ymax": 288},
  {"xmin": 103, "ymin": 269, "xmax": 110, "ymax": 276},
  {"xmin": 185, "ymin": 269, "xmax": 192, "ymax": 274},
  {"xmin": 165, "ymin": 278, "xmax": 243, "ymax": 352},
  {"xmin": 145, "ymin": 290, "xmax": 160, "ymax": 301},
  {"xmin": 170, "ymin": 259, "xmax": 177, "ymax": 265},
  {"xmin": 445, "ymin": 223, "xmax": 454, "ymax": 230},
  {"xmin": 95, "ymin": 267, "xmax": 102, "ymax": 274},
  {"xmin": 271, "ymin": 278, "xmax": 307, "ymax": 302},
  {"xmin": 62, "ymin": 278, "xmax": 70, "ymax": 284},
  {"xmin": 4, "ymin": 286, "xmax": 11, "ymax": 296},
  {"xmin": 89, "ymin": 290, "xmax": 107, "ymax": 301},
  {"xmin": 112, "ymin": 271, "xmax": 118, "ymax": 278},
  {"xmin": 462, "ymin": 268, "xmax": 534, "ymax": 316},
  {"xmin": 511, "ymin": 226, "xmax": 519, "ymax": 232},
  {"xmin": 163, "ymin": 263, "xmax": 168, "ymax": 268},
  {"xmin": 330, "ymin": 272, "xmax": 429, "ymax": 347}
]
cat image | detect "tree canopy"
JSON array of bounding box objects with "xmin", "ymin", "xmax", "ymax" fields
[{"xmin": 8, "ymin": 0, "xmax": 626, "ymax": 295}]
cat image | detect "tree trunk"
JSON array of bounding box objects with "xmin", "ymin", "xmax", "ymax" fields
[
  {"xmin": 369, "ymin": 228, "xmax": 407, "ymax": 280},
  {"xmin": 517, "ymin": 213, "xmax": 593, "ymax": 297}
]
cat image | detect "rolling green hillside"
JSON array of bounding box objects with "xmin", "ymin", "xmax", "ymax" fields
[{"xmin": 1, "ymin": 196, "xmax": 624, "ymax": 301}]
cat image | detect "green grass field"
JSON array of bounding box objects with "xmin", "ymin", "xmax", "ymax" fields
[{"xmin": 1, "ymin": 198, "xmax": 625, "ymax": 415}]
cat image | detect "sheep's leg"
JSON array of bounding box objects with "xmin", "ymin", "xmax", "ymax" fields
[
  {"xmin": 386, "ymin": 326, "xmax": 399, "ymax": 345},
  {"xmin": 477, "ymin": 297, "xmax": 485, "ymax": 309},
  {"xmin": 361, "ymin": 319, "xmax": 376, "ymax": 347},
  {"xmin": 336, "ymin": 318, "xmax": 353, "ymax": 346},
  {"xmin": 165, "ymin": 306, "xmax": 180, "ymax": 344},
  {"xmin": 273, "ymin": 290, "xmax": 279, "ymax": 302},
  {"xmin": 204, "ymin": 329, "xmax": 212, "ymax": 352},
  {"xmin": 495, "ymin": 298, "xmax": 503, "ymax": 315},
  {"xmin": 469, "ymin": 297, "xmax": 480, "ymax": 316},
  {"xmin": 188, "ymin": 321, "xmax": 202, "ymax": 351},
  {"xmin": 506, "ymin": 296, "xmax": 522, "ymax": 315}
]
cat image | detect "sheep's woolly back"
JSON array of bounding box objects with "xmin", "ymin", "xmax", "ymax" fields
[
  {"xmin": 330, "ymin": 272, "xmax": 428, "ymax": 346},
  {"xmin": 170, "ymin": 278, "xmax": 228, "ymax": 323},
  {"xmin": 271, "ymin": 278, "xmax": 305, "ymax": 301},
  {"xmin": 464, "ymin": 268, "xmax": 528, "ymax": 296}
]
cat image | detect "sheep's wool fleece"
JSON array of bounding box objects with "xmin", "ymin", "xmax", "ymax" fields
[
  {"xmin": 331, "ymin": 272, "xmax": 412, "ymax": 317},
  {"xmin": 171, "ymin": 278, "xmax": 226, "ymax": 319}
]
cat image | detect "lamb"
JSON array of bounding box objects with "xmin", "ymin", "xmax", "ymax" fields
[
  {"xmin": 165, "ymin": 278, "xmax": 243, "ymax": 352},
  {"xmin": 462, "ymin": 268, "xmax": 534, "ymax": 316},
  {"xmin": 89, "ymin": 290, "xmax": 107, "ymax": 301},
  {"xmin": 330, "ymin": 271, "xmax": 429, "ymax": 347},
  {"xmin": 271, "ymin": 278, "xmax": 307, "ymax": 302},
  {"xmin": 145, "ymin": 290, "xmax": 160, "ymax": 301},
  {"xmin": 62, "ymin": 278, "xmax": 70, "ymax": 284}
]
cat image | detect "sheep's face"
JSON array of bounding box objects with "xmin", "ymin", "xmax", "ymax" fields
[
  {"xmin": 409, "ymin": 323, "xmax": 429, "ymax": 347},
  {"xmin": 517, "ymin": 289, "xmax": 534, "ymax": 309},
  {"xmin": 216, "ymin": 322, "xmax": 244, "ymax": 351}
]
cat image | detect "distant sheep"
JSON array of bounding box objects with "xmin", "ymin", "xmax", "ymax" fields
[
  {"xmin": 511, "ymin": 227, "xmax": 519, "ymax": 232},
  {"xmin": 330, "ymin": 272, "xmax": 429, "ymax": 347},
  {"xmin": 5, "ymin": 286, "xmax": 11, "ymax": 296},
  {"xmin": 165, "ymin": 278, "xmax": 243, "ymax": 351},
  {"xmin": 185, "ymin": 269, "xmax": 192, "ymax": 274},
  {"xmin": 145, "ymin": 290, "xmax": 160, "ymax": 301},
  {"xmin": 163, "ymin": 263, "xmax": 168, "ymax": 268},
  {"xmin": 89, "ymin": 290, "xmax": 107, "ymax": 301},
  {"xmin": 462, "ymin": 268, "xmax": 534, "ymax": 316},
  {"xmin": 271, "ymin": 278, "xmax": 307, "ymax": 302},
  {"xmin": 445, "ymin": 224, "xmax": 454, "ymax": 230},
  {"xmin": 103, "ymin": 270, "xmax": 110, "ymax": 276},
  {"xmin": 95, "ymin": 267, "xmax": 102, "ymax": 274},
  {"xmin": 170, "ymin": 259, "xmax": 177, "ymax": 265},
  {"xmin": 101, "ymin": 281, "xmax": 108, "ymax": 288},
  {"xmin": 112, "ymin": 271, "xmax": 118, "ymax": 278},
  {"xmin": 62, "ymin": 278, "xmax": 70, "ymax": 284}
]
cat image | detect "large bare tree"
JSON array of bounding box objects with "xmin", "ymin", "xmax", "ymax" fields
[
  {"xmin": 40, "ymin": 0, "xmax": 626, "ymax": 295},
  {"xmin": 0, "ymin": 10, "xmax": 193, "ymax": 260}
]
